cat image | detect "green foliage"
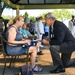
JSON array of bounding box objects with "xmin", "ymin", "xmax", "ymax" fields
[
  {"xmin": 40, "ymin": 11, "xmax": 48, "ymax": 18},
  {"xmin": 53, "ymin": 9, "xmax": 72, "ymax": 21},
  {"xmin": 23, "ymin": 12, "xmax": 28, "ymax": 18},
  {"xmin": 30, "ymin": 16, "xmax": 36, "ymax": 21},
  {"xmin": 2, "ymin": 15, "xmax": 14, "ymax": 19},
  {"xmin": 39, "ymin": 9, "xmax": 72, "ymax": 21}
]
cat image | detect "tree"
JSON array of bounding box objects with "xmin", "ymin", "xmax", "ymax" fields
[
  {"xmin": 23, "ymin": 12, "xmax": 28, "ymax": 18},
  {"xmin": 53, "ymin": 9, "xmax": 72, "ymax": 21},
  {"xmin": 39, "ymin": 9, "xmax": 73, "ymax": 22}
]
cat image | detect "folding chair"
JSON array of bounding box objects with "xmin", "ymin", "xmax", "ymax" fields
[{"xmin": 0, "ymin": 34, "xmax": 29, "ymax": 75}]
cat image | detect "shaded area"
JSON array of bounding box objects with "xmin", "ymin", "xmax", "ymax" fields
[
  {"xmin": 0, "ymin": 45, "xmax": 75, "ymax": 75},
  {"xmin": 9, "ymin": 0, "xmax": 75, "ymax": 4}
]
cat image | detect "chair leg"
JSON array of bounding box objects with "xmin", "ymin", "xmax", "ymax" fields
[
  {"xmin": 2, "ymin": 56, "xmax": 17, "ymax": 75},
  {"xmin": 8, "ymin": 56, "xmax": 13, "ymax": 68},
  {"xmin": 8, "ymin": 56, "xmax": 17, "ymax": 68},
  {"xmin": 2, "ymin": 57, "xmax": 7, "ymax": 75},
  {"xmin": 13, "ymin": 56, "xmax": 17, "ymax": 63}
]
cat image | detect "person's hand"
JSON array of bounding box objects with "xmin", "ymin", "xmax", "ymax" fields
[
  {"xmin": 40, "ymin": 33, "xmax": 42, "ymax": 35},
  {"xmin": 23, "ymin": 39, "xmax": 31, "ymax": 44},
  {"xmin": 44, "ymin": 37, "xmax": 50, "ymax": 41},
  {"xmin": 26, "ymin": 39, "xmax": 31, "ymax": 43},
  {"xmin": 22, "ymin": 38, "xmax": 26, "ymax": 41},
  {"xmin": 42, "ymin": 39, "xmax": 50, "ymax": 45},
  {"xmin": 37, "ymin": 39, "xmax": 42, "ymax": 42}
]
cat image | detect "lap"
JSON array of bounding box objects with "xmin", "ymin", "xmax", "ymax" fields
[
  {"xmin": 60, "ymin": 42, "xmax": 75, "ymax": 53},
  {"xmin": 7, "ymin": 45, "xmax": 37, "ymax": 55},
  {"xmin": 6, "ymin": 45, "xmax": 27, "ymax": 55},
  {"xmin": 50, "ymin": 42, "xmax": 75, "ymax": 53}
]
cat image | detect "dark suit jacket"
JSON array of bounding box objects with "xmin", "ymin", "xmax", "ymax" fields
[{"xmin": 50, "ymin": 20, "xmax": 75, "ymax": 52}]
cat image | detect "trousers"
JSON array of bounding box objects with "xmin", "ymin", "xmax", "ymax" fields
[{"xmin": 50, "ymin": 45, "xmax": 72, "ymax": 67}]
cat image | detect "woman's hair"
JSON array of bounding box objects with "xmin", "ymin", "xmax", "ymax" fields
[
  {"xmin": 13, "ymin": 15, "xmax": 24, "ymax": 24},
  {"xmin": 45, "ymin": 12, "xmax": 56, "ymax": 20},
  {"xmin": 7, "ymin": 16, "xmax": 24, "ymax": 26},
  {"xmin": 8, "ymin": 19, "xmax": 13, "ymax": 26}
]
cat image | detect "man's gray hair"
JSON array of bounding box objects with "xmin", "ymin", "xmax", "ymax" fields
[{"xmin": 45, "ymin": 12, "xmax": 56, "ymax": 20}]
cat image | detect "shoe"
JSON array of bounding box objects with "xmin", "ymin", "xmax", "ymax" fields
[
  {"xmin": 66, "ymin": 58, "xmax": 75, "ymax": 67},
  {"xmin": 32, "ymin": 65, "xmax": 42, "ymax": 72},
  {"xmin": 50, "ymin": 66, "xmax": 65, "ymax": 73},
  {"xmin": 35, "ymin": 56, "xmax": 38, "ymax": 62},
  {"xmin": 37, "ymin": 51, "xmax": 44, "ymax": 55}
]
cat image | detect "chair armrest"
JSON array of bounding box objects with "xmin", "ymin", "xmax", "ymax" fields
[{"xmin": 0, "ymin": 34, "xmax": 24, "ymax": 45}]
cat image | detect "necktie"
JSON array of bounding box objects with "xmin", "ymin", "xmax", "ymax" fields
[
  {"xmin": 73, "ymin": 20, "xmax": 75, "ymax": 26},
  {"xmin": 71, "ymin": 20, "xmax": 75, "ymax": 26},
  {"xmin": 50, "ymin": 26, "xmax": 54, "ymax": 39}
]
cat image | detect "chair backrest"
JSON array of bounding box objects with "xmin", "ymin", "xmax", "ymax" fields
[
  {"xmin": 0, "ymin": 34, "xmax": 24, "ymax": 56},
  {"xmin": 0, "ymin": 22, "xmax": 5, "ymax": 34},
  {"xmin": 0, "ymin": 23, "xmax": 7, "ymax": 56},
  {"xmin": 0, "ymin": 34, "xmax": 8, "ymax": 57}
]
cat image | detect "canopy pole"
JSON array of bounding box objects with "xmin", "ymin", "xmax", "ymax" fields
[{"xmin": 16, "ymin": 8, "xmax": 19, "ymax": 16}]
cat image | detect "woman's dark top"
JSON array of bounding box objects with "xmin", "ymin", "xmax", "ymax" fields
[{"xmin": 6, "ymin": 26, "xmax": 27, "ymax": 55}]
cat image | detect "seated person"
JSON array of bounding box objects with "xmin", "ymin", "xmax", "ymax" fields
[
  {"xmin": 20, "ymin": 23, "xmax": 33, "ymax": 39},
  {"xmin": 20, "ymin": 23, "xmax": 40, "ymax": 52},
  {"xmin": 6, "ymin": 15, "xmax": 42, "ymax": 72}
]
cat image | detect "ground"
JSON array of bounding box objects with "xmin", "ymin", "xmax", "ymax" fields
[{"xmin": 0, "ymin": 45, "xmax": 75, "ymax": 75}]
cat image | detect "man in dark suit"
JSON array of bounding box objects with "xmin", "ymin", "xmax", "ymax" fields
[{"xmin": 42, "ymin": 12, "xmax": 75, "ymax": 73}]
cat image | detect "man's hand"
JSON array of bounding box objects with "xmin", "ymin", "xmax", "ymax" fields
[
  {"xmin": 42, "ymin": 39, "xmax": 50, "ymax": 45},
  {"xmin": 40, "ymin": 33, "xmax": 42, "ymax": 35}
]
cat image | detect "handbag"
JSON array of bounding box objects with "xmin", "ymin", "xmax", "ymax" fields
[{"xmin": 20, "ymin": 64, "xmax": 33, "ymax": 75}]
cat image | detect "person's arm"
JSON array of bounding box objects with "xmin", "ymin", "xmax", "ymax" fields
[
  {"xmin": 27, "ymin": 30, "xmax": 33, "ymax": 37},
  {"xmin": 50, "ymin": 25, "xmax": 65, "ymax": 45},
  {"xmin": 42, "ymin": 38, "xmax": 50, "ymax": 45}
]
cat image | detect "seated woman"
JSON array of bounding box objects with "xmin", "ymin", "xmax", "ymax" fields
[
  {"xmin": 20, "ymin": 23, "xmax": 40, "ymax": 52},
  {"xmin": 5, "ymin": 16, "xmax": 42, "ymax": 72}
]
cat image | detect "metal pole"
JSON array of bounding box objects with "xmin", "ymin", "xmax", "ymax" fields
[{"xmin": 16, "ymin": 8, "xmax": 19, "ymax": 16}]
